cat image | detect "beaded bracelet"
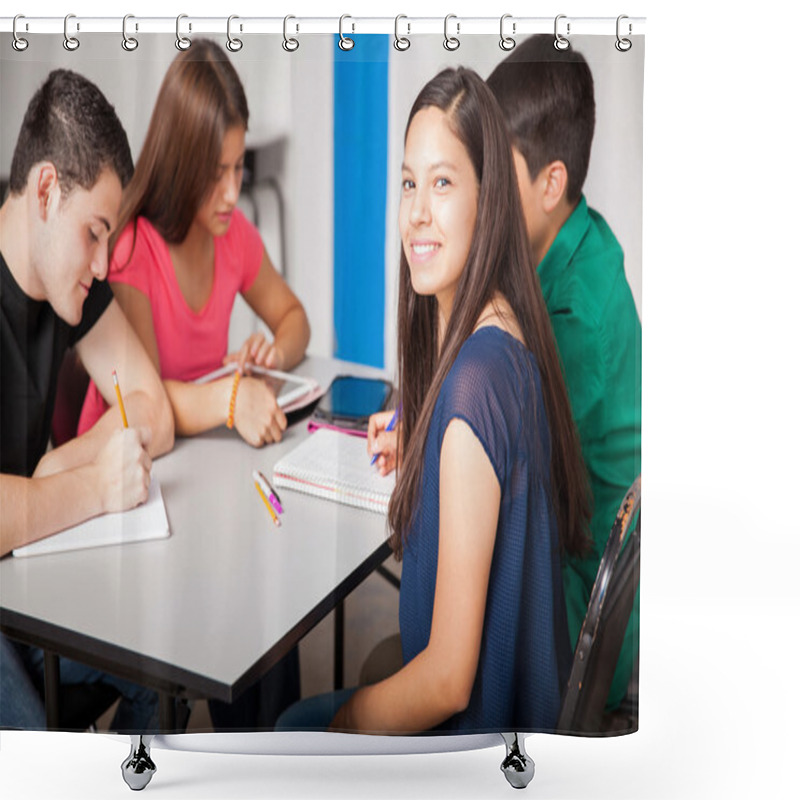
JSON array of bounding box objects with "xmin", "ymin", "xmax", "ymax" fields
[{"xmin": 226, "ymin": 371, "xmax": 241, "ymax": 429}]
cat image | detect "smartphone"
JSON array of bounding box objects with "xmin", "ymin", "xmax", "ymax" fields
[{"xmin": 310, "ymin": 375, "xmax": 393, "ymax": 432}]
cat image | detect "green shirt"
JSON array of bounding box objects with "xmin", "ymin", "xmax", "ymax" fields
[{"xmin": 537, "ymin": 195, "xmax": 642, "ymax": 709}]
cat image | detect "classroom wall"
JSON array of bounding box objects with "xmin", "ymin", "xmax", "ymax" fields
[
  {"xmin": 1, "ymin": 33, "xmax": 641, "ymax": 375},
  {"xmin": 0, "ymin": 34, "xmax": 336, "ymax": 359}
]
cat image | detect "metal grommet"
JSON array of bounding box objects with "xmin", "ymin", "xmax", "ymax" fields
[
  {"xmin": 63, "ymin": 13, "xmax": 79, "ymax": 51},
  {"xmin": 339, "ymin": 14, "xmax": 354, "ymax": 51},
  {"xmin": 615, "ymin": 15, "xmax": 632, "ymax": 52},
  {"xmin": 175, "ymin": 14, "xmax": 191, "ymax": 51},
  {"xmin": 282, "ymin": 15, "xmax": 299, "ymax": 52},
  {"xmin": 443, "ymin": 14, "xmax": 460, "ymax": 51},
  {"xmin": 500, "ymin": 14, "xmax": 516, "ymax": 51},
  {"xmin": 122, "ymin": 14, "xmax": 139, "ymax": 51},
  {"xmin": 554, "ymin": 14, "xmax": 570, "ymax": 51},
  {"xmin": 394, "ymin": 14, "xmax": 410, "ymax": 51},
  {"xmin": 226, "ymin": 15, "xmax": 243, "ymax": 52},
  {"xmin": 12, "ymin": 15, "xmax": 29, "ymax": 52}
]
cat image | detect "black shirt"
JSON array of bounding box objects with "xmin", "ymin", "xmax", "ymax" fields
[{"xmin": 0, "ymin": 251, "xmax": 112, "ymax": 477}]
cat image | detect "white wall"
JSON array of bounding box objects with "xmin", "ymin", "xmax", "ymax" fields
[{"xmin": 0, "ymin": 34, "xmax": 335, "ymax": 358}]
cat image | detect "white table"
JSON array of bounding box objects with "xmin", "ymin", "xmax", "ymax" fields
[{"xmin": 0, "ymin": 356, "xmax": 392, "ymax": 729}]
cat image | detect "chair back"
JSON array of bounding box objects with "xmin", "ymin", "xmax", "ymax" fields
[
  {"xmin": 557, "ymin": 476, "xmax": 641, "ymax": 733},
  {"xmin": 51, "ymin": 347, "xmax": 90, "ymax": 446}
]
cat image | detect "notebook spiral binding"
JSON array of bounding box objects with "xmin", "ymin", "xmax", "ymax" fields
[{"xmin": 7, "ymin": 13, "xmax": 639, "ymax": 54}]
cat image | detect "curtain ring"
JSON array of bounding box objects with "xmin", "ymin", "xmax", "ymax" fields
[
  {"xmin": 394, "ymin": 14, "xmax": 410, "ymax": 51},
  {"xmin": 554, "ymin": 14, "xmax": 570, "ymax": 51},
  {"xmin": 282, "ymin": 15, "xmax": 299, "ymax": 52},
  {"xmin": 227, "ymin": 15, "xmax": 243, "ymax": 52},
  {"xmin": 122, "ymin": 14, "xmax": 139, "ymax": 51},
  {"xmin": 499, "ymin": 14, "xmax": 516, "ymax": 51},
  {"xmin": 615, "ymin": 15, "xmax": 632, "ymax": 52},
  {"xmin": 339, "ymin": 14, "xmax": 355, "ymax": 51},
  {"xmin": 443, "ymin": 14, "xmax": 460, "ymax": 51},
  {"xmin": 12, "ymin": 15, "xmax": 29, "ymax": 52},
  {"xmin": 63, "ymin": 13, "xmax": 80, "ymax": 51},
  {"xmin": 175, "ymin": 14, "xmax": 191, "ymax": 51}
]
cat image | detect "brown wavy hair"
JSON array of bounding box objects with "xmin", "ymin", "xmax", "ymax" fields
[
  {"xmin": 387, "ymin": 67, "xmax": 591, "ymax": 560},
  {"xmin": 112, "ymin": 38, "xmax": 249, "ymax": 251}
]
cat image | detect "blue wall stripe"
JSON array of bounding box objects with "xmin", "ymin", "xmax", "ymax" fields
[{"xmin": 333, "ymin": 35, "xmax": 389, "ymax": 368}]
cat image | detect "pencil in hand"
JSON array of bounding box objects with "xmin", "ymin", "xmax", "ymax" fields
[{"xmin": 112, "ymin": 369, "xmax": 129, "ymax": 428}]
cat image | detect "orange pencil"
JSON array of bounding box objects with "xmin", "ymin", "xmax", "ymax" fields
[
  {"xmin": 112, "ymin": 370, "xmax": 128, "ymax": 428},
  {"xmin": 254, "ymin": 481, "xmax": 281, "ymax": 527}
]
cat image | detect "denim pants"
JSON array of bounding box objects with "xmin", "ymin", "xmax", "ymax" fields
[
  {"xmin": 274, "ymin": 687, "xmax": 356, "ymax": 731},
  {"xmin": 0, "ymin": 632, "xmax": 158, "ymax": 731}
]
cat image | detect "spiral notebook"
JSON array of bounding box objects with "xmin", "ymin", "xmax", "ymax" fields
[{"xmin": 272, "ymin": 428, "xmax": 395, "ymax": 514}]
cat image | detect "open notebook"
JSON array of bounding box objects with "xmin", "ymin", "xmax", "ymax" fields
[
  {"xmin": 272, "ymin": 429, "xmax": 396, "ymax": 514},
  {"xmin": 12, "ymin": 475, "xmax": 170, "ymax": 557}
]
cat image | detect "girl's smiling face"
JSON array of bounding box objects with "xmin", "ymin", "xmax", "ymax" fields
[{"xmin": 399, "ymin": 106, "xmax": 479, "ymax": 322}]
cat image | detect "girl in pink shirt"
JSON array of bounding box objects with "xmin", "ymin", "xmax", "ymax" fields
[{"xmin": 79, "ymin": 39, "xmax": 310, "ymax": 446}]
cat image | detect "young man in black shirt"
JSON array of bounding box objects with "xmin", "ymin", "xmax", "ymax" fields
[{"xmin": 0, "ymin": 69, "xmax": 174, "ymax": 730}]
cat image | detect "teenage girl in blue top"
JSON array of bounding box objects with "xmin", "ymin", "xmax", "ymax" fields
[{"xmin": 280, "ymin": 67, "xmax": 590, "ymax": 734}]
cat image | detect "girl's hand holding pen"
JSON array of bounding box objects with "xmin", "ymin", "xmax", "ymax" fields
[{"xmin": 368, "ymin": 409, "xmax": 400, "ymax": 476}]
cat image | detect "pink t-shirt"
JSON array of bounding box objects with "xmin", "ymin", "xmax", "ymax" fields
[{"xmin": 78, "ymin": 208, "xmax": 262, "ymax": 435}]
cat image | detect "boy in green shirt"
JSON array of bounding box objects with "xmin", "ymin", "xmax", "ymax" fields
[{"xmin": 488, "ymin": 36, "xmax": 642, "ymax": 712}]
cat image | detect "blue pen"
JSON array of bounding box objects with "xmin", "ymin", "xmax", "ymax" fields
[{"xmin": 370, "ymin": 406, "xmax": 400, "ymax": 466}]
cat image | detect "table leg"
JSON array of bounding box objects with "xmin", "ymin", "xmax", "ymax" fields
[
  {"xmin": 158, "ymin": 691, "xmax": 176, "ymax": 732},
  {"xmin": 334, "ymin": 600, "xmax": 344, "ymax": 690},
  {"xmin": 43, "ymin": 651, "xmax": 60, "ymax": 730},
  {"xmin": 376, "ymin": 563, "xmax": 401, "ymax": 590}
]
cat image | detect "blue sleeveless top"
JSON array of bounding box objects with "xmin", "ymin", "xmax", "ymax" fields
[{"xmin": 399, "ymin": 326, "xmax": 572, "ymax": 733}]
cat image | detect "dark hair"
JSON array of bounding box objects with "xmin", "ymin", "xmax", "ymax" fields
[
  {"xmin": 114, "ymin": 38, "xmax": 249, "ymax": 248},
  {"xmin": 8, "ymin": 69, "xmax": 133, "ymax": 196},
  {"xmin": 388, "ymin": 67, "xmax": 590, "ymax": 560},
  {"xmin": 487, "ymin": 35, "xmax": 595, "ymax": 204}
]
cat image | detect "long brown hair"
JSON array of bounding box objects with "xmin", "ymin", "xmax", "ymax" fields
[
  {"xmin": 387, "ymin": 67, "xmax": 590, "ymax": 559},
  {"xmin": 113, "ymin": 38, "xmax": 249, "ymax": 250}
]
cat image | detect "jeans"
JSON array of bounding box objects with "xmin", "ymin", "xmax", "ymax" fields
[
  {"xmin": 274, "ymin": 687, "xmax": 356, "ymax": 731},
  {"xmin": 0, "ymin": 632, "xmax": 158, "ymax": 731}
]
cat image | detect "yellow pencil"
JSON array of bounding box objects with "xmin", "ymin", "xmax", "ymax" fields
[
  {"xmin": 112, "ymin": 369, "xmax": 128, "ymax": 428},
  {"xmin": 254, "ymin": 481, "xmax": 281, "ymax": 527}
]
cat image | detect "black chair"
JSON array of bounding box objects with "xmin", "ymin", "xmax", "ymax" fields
[
  {"xmin": 557, "ymin": 475, "xmax": 641, "ymax": 734},
  {"xmin": 51, "ymin": 347, "xmax": 90, "ymax": 447}
]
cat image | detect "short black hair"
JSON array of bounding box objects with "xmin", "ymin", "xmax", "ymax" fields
[
  {"xmin": 487, "ymin": 35, "xmax": 595, "ymax": 204},
  {"xmin": 8, "ymin": 69, "xmax": 133, "ymax": 196}
]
